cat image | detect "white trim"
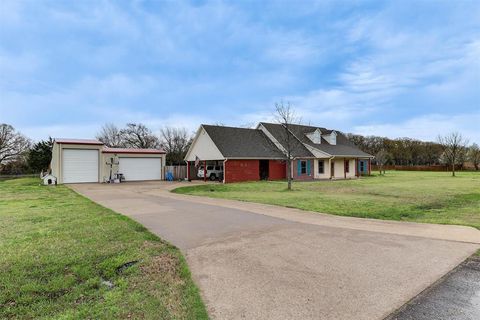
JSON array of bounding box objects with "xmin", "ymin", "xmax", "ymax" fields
[
  {"xmin": 184, "ymin": 125, "xmax": 225, "ymax": 161},
  {"xmin": 257, "ymin": 123, "xmax": 287, "ymax": 155},
  {"xmin": 303, "ymin": 143, "xmax": 331, "ymax": 158},
  {"xmin": 331, "ymin": 155, "xmax": 375, "ymax": 158}
]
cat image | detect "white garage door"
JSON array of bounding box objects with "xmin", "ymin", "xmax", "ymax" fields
[
  {"xmin": 119, "ymin": 157, "xmax": 162, "ymax": 181},
  {"xmin": 62, "ymin": 149, "xmax": 99, "ymax": 183}
]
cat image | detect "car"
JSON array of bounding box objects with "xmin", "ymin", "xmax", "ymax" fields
[{"xmin": 198, "ymin": 165, "xmax": 223, "ymax": 181}]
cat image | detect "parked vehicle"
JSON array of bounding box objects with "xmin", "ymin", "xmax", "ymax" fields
[{"xmin": 197, "ymin": 165, "xmax": 223, "ymax": 181}]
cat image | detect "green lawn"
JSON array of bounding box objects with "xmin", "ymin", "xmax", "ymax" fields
[
  {"xmin": 174, "ymin": 171, "xmax": 480, "ymax": 229},
  {"xmin": 0, "ymin": 178, "xmax": 208, "ymax": 320}
]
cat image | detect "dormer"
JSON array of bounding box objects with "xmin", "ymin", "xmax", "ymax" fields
[
  {"xmin": 305, "ymin": 128, "xmax": 322, "ymax": 144},
  {"xmin": 323, "ymin": 130, "xmax": 337, "ymax": 145}
]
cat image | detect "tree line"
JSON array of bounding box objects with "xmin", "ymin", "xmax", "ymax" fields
[
  {"xmin": 347, "ymin": 132, "xmax": 479, "ymax": 174},
  {"xmin": 0, "ymin": 123, "xmax": 193, "ymax": 175},
  {"xmin": 1, "ymin": 121, "xmax": 479, "ymax": 176},
  {"xmin": 95, "ymin": 123, "xmax": 193, "ymax": 165}
]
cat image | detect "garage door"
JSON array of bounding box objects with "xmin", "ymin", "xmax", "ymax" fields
[
  {"xmin": 119, "ymin": 157, "xmax": 162, "ymax": 181},
  {"xmin": 62, "ymin": 149, "xmax": 99, "ymax": 183}
]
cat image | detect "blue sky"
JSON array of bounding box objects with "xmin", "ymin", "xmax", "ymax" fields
[{"xmin": 1, "ymin": 0, "xmax": 479, "ymax": 143}]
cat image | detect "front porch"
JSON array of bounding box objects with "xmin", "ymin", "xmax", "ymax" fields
[{"xmin": 293, "ymin": 158, "xmax": 371, "ymax": 180}]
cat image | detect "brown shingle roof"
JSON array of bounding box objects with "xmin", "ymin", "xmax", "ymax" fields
[
  {"xmin": 202, "ymin": 125, "xmax": 285, "ymax": 159},
  {"xmin": 260, "ymin": 123, "xmax": 373, "ymax": 158}
]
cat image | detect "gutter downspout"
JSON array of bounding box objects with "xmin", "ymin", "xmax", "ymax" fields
[{"xmin": 223, "ymin": 159, "xmax": 228, "ymax": 183}]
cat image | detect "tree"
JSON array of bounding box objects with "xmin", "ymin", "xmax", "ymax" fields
[
  {"xmin": 96, "ymin": 123, "xmax": 124, "ymax": 147},
  {"xmin": 375, "ymin": 150, "xmax": 390, "ymax": 175},
  {"xmin": 468, "ymin": 143, "xmax": 480, "ymax": 170},
  {"xmin": 27, "ymin": 137, "xmax": 53, "ymax": 173},
  {"xmin": 347, "ymin": 133, "xmax": 445, "ymax": 166},
  {"xmin": 438, "ymin": 132, "xmax": 468, "ymax": 176},
  {"xmin": 120, "ymin": 123, "xmax": 159, "ymax": 149},
  {"xmin": 274, "ymin": 101, "xmax": 301, "ymax": 190},
  {"xmin": 159, "ymin": 126, "xmax": 192, "ymax": 165},
  {"xmin": 0, "ymin": 156, "xmax": 29, "ymax": 175},
  {"xmin": 0, "ymin": 124, "xmax": 31, "ymax": 165}
]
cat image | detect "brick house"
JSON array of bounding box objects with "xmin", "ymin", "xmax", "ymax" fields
[{"xmin": 185, "ymin": 123, "xmax": 373, "ymax": 183}]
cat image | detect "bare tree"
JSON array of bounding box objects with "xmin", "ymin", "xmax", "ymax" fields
[
  {"xmin": 274, "ymin": 101, "xmax": 301, "ymax": 190},
  {"xmin": 159, "ymin": 126, "xmax": 192, "ymax": 165},
  {"xmin": 438, "ymin": 132, "xmax": 468, "ymax": 176},
  {"xmin": 121, "ymin": 123, "xmax": 160, "ymax": 149},
  {"xmin": 375, "ymin": 149, "xmax": 390, "ymax": 175},
  {"xmin": 468, "ymin": 143, "xmax": 480, "ymax": 170},
  {"xmin": 0, "ymin": 124, "xmax": 31, "ymax": 165},
  {"xmin": 96, "ymin": 123, "xmax": 124, "ymax": 147}
]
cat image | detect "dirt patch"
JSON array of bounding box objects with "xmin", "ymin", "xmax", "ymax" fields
[{"xmin": 141, "ymin": 253, "xmax": 179, "ymax": 276}]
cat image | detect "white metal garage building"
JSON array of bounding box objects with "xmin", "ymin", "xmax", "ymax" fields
[{"xmin": 50, "ymin": 139, "xmax": 166, "ymax": 184}]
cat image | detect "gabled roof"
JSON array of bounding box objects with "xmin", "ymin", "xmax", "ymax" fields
[
  {"xmin": 260, "ymin": 123, "xmax": 373, "ymax": 158},
  {"xmin": 54, "ymin": 138, "xmax": 104, "ymax": 145},
  {"xmin": 102, "ymin": 147, "xmax": 165, "ymax": 154},
  {"xmin": 259, "ymin": 123, "xmax": 314, "ymax": 158},
  {"xmin": 202, "ymin": 125, "xmax": 284, "ymax": 159}
]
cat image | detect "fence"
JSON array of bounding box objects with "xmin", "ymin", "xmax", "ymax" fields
[
  {"xmin": 371, "ymin": 165, "xmax": 463, "ymax": 172},
  {"xmin": 0, "ymin": 174, "xmax": 39, "ymax": 180},
  {"xmin": 164, "ymin": 165, "xmax": 188, "ymax": 180}
]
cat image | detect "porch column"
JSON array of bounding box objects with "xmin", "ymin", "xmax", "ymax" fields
[
  {"xmin": 204, "ymin": 160, "xmax": 207, "ymax": 182},
  {"xmin": 355, "ymin": 159, "xmax": 358, "ymax": 177},
  {"xmin": 328, "ymin": 158, "xmax": 332, "ymax": 179},
  {"xmin": 344, "ymin": 158, "xmax": 347, "ymax": 179},
  {"xmin": 187, "ymin": 161, "xmax": 190, "ymax": 181},
  {"xmin": 368, "ymin": 159, "xmax": 371, "ymax": 176}
]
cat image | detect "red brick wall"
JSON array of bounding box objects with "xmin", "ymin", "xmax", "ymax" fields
[
  {"xmin": 224, "ymin": 160, "xmax": 259, "ymax": 183},
  {"xmin": 292, "ymin": 159, "xmax": 314, "ymax": 180},
  {"xmin": 269, "ymin": 160, "xmax": 286, "ymax": 180}
]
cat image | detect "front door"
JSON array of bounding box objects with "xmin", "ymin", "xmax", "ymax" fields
[
  {"xmin": 331, "ymin": 161, "xmax": 335, "ymax": 178},
  {"xmin": 259, "ymin": 160, "xmax": 269, "ymax": 180}
]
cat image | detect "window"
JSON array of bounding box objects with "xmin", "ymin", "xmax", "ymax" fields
[
  {"xmin": 300, "ymin": 160, "xmax": 307, "ymax": 174},
  {"xmin": 345, "ymin": 160, "xmax": 349, "ymax": 173},
  {"xmin": 318, "ymin": 160, "xmax": 324, "ymax": 174}
]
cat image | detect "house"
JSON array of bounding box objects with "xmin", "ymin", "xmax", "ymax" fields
[
  {"xmin": 49, "ymin": 138, "xmax": 166, "ymax": 184},
  {"xmin": 185, "ymin": 123, "xmax": 373, "ymax": 183}
]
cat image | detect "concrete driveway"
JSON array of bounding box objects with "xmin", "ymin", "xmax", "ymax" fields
[{"xmin": 70, "ymin": 182, "xmax": 480, "ymax": 320}]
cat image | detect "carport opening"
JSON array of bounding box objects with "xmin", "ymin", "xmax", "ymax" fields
[
  {"xmin": 259, "ymin": 160, "xmax": 269, "ymax": 180},
  {"xmin": 188, "ymin": 160, "xmax": 224, "ymax": 182}
]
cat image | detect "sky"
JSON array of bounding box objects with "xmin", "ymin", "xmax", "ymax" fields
[{"xmin": 0, "ymin": 0, "xmax": 479, "ymax": 143}]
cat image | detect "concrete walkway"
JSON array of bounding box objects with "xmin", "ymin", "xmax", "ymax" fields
[{"xmin": 70, "ymin": 181, "xmax": 480, "ymax": 320}]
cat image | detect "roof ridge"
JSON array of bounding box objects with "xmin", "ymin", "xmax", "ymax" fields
[
  {"xmin": 202, "ymin": 124, "xmax": 258, "ymax": 130},
  {"xmin": 261, "ymin": 122, "xmax": 332, "ymax": 132}
]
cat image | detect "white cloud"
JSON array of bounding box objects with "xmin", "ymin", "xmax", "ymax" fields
[
  {"xmin": 353, "ymin": 113, "xmax": 480, "ymax": 143},
  {"xmin": 1, "ymin": 0, "xmax": 479, "ymax": 145}
]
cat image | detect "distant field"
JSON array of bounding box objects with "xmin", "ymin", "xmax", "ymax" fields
[
  {"xmin": 0, "ymin": 178, "xmax": 207, "ymax": 319},
  {"xmin": 174, "ymin": 171, "xmax": 480, "ymax": 229}
]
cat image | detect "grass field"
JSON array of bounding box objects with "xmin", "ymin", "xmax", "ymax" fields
[
  {"xmin": 174, "ymin": 171, "xmax": 480, "ymax": 229},
  {"xmin": 0, "ymin": 178, "xmax": 208, "ymax": 320}
]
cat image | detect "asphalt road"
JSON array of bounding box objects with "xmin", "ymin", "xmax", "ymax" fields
[
  {"xmin": 70, "ymin": 181, "xmax": 480, "ymax": 320},
  {"xmin": 388, "ymin": 256, "xmax": 480, "ymax": 320}
]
